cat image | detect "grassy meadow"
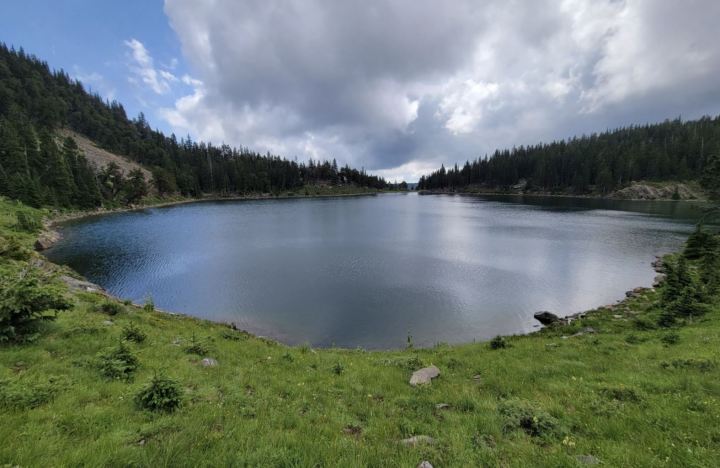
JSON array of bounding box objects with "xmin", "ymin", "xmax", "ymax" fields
[{"xmin": 0, "ymin": 197, "xmax": 719, "ymax": 467}]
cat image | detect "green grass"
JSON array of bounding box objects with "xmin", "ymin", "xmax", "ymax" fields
[{"xmin": 1, "ymin": 197, "xmax": 719, "ymax": 466}]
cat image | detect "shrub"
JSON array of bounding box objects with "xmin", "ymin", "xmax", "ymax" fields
[
  {"xmin": 98, "ymin": 301, "xmax": 123, "ymax": 316},
  {"xmin": 0, "ymin": 267, "xmax": 71, "ymax": 342},
  {"xmin": 98, "ymin": 342, "xmax": 139, "ymax": 380},
  {"xmin": 135, "ymin": 374, "xmax": 182, "ymax": 412},
  {"xmin": 657, "ymin": 310, "xmax": 676, "ymax": 328},
  {"xmin": 661, "ymin": 332, "xmax": 680, "ymax": 346},
  {"xmin": 0, "ymin": 236, "xmax": 31, "ymax": 261},
  {"xmin": 332, "ymin": 362, "xmax": 345, "ymax": 375},
  {"xmin": 15, "ymin": 211, "xmax": 42, "ymax": 233},
  {"xmin": 143, "ymin": 297, "xmax": 154, "ymax": 312},
  {"xmin": 633, "ymin": 317, "xmax": 656, "ymax": 331},
  {"xmin": 184, "ymin": 333, "xmax": 210, "ymax": 355},
  {"xmin": 599, "ymin": 385, "xmax": 642, "ymax": 403},
  {"xmin": 122, "ymin": 323, "xmax": 147, "ymax": 343},
  {"xmin": 498, "ymin": 399, "xmax": 562, "ymax": 439},
  {"xmin": 489, "ymin": 335, "xmax": 508, "ymax": 349}
]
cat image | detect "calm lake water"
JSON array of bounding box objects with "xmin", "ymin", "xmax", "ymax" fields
[{"xmin": 46, "ymin": 193, "xmax": 706, "ymax": 349}]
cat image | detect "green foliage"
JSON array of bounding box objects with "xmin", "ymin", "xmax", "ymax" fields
[
  {"xmin": 661, "ymin": 332, "xmax": 680, "ymax": 346},
  {"xmin": 684, "ymin": 224, "xmax": 715, "ymax": 259},
  {"xmin": 332, "ymin": 362, "xmax": 345, "ymax": 375},
  {"xmin": 0, "ymin": 235, "xmax": 30, "ymax": 261},
  {"xmin": 97, "ymin": 342, "xmax": 138, "ymax": 381},
  {"xmin": 0, "ymin": 267, "xmax": 70, "ymax": 342},
  {"xmin": 142, "ymin": 297, "xmax": 154, "ymax": 313},
  {"xmin": 489, "ymin": 335, "xmax": 508, "ymax": 349},
  {"xmin": 498, "ymin": 399, "xmax": 563, "ymax": 439},
  {"xmin": 0, "ymin": 377, "xmax": 62, "ymax": 409},
  {"xmin": 418, "ymin": 116, "xmax": 720, "ymax": 193},
  {"xmin": 0, "ymin": 44, "xmax": 390, "ymax": 209},
  {"xmin": 122, "ymin": 323, "xmax": 146, "ymax": 343},
  {"xmin": 97, "ymin": 301, "xmax": 123, "ymax": 316},
  {"xmin": 184, "ymin": 333, "xmax": 210, "ymax": 355},
  {"xmin": 15, "ymin": 211, "xmax": 41, "ymax": 233},
  {"xmin": 135, "ymin": 374, "xmax": 182, "ymax": 412}
]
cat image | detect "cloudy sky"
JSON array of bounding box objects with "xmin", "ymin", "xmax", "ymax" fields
[{"xmin": 2, "ymin": 1, "xmax": 720, "ymax": 181}]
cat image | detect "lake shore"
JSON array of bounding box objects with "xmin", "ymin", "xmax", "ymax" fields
[
  {"xmin": 2, "ymin": 196, "xmax": 719, "ymax": 466},
  {"xmin": 36, "ymin": 188, "xmax": 391, "ymax": 251}
]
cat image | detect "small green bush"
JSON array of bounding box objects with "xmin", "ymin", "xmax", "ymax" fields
[
  {"xmin": 98, "ymin": 342, "xmax": 139, "ymax": 380},
  {"xmin": 143, "ymin": 297, "xmax": 154, "ymax": 312},
  {"xmin": 489, "ymin": 335, "xmax": 508, "ymax": 349},
  {"xmin": 15, "ymin": 211, "xmax": 42, "ymax": 233},
  {"xmin": 135, "ymin": 374, "xmax": 182, "ymax": 412},
  {"xmin": 122, "ymin": 323, "xmax": 147, "ymax": 343},
  {"xmin": 0, "ymin": 267, "xmax": 71, "ymax": 342},
  {"xmin": 661, "ymin": 332, "xmax": 680, "ymax": 345},
  {"xmin": 98, "ymin": 301, "xmax": 123, "ymax": 316},
  {"xmin": 184, "ymin": 333, "xmax": 210, "ymax": 355},
  {"xmin": 661, "ymin": 358, "xmax": 715, "ymax": 372},
  {"xmin": 498, "ymin": 399, "xmax": 562, "ymax": 439},
  {"xmin": 633, "ymin": 317, "xmax": 656, "ymax": 331},
  {"xmin": 0, "ymin": 236, "xmax": 31, "ymax": 261},
  {"xmin": 600, "ymin": 385, "xmax": 642, "ymax": 402},
  {"xmin": 332, "ymin": 362, "xmax": 345, "ymax": 375}
]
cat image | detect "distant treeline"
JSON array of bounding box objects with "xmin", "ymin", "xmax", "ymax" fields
[
  {"xmin": 418, "ymin": 115, "xmax": 720, "ymax": 197},
  {"xmin": 0, "ymin": 43, "xmax": 390, "ymax": 208}
]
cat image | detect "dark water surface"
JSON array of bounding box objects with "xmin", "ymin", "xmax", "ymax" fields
[{"xmin": 46, "ymin": 193, "xmax": 707, "ymax": 348}]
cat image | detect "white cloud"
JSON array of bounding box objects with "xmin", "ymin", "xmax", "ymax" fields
[
  {"xmin": 124, "ymin": 38, "xmax": 174, "ymax": 95},
  {"xmin": 161, "ymin": 0, "xmax": 720, "ymax": 181}
]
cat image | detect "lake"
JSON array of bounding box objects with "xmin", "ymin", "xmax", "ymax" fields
[{"xmin": 45, "ymin": 193, "xmax": 706, "ymax": 349}]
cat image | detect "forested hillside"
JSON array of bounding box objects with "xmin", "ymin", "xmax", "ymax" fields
[
  {"xmin": 0, "ymin": 44, "xmax": 389, "ymax": 208},
  {"xmin": 418, "ymin": 116, "xmax": 720, "ymax": 198}
]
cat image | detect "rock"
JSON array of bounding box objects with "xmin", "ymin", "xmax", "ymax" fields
[
  {"xmin": 401, "ymin": 435, "xmax": 435, "ymax": 447},
  {"xmin": 60, "ymin": 275, "xmax": 104, "ymax": 293},
  {"xmin": 34, "ymin": 230, "xmax": 60, "ymax": 251},
  {"xmin": 652, "ymin": 257, "xmax": 667, "ymax": 273},
  {"xmin": 200, "ymin": 358, "xmax": 218, "ymax": 367},
  {"xmin": 626, "ymin": 287, "xmax": 650, "ymax": 298},
  {"xmin": 571, "ymin": 326, "xmax": 598, "ymax": 338},
  {"xmin": 417, "ymin": 462, "xmax": 434, "ymax": 468},
  {"xmin": 409, "ymin": 366, "xmax": 440, "ymax": 386},
  {"xmin": 576, "ymin": 454, "xmax": 600, "ymax": 465},
  {"xmin": 102, "ymin": 320, "xmax": 114, "ymax": 326},
  {"xmin": 435, "ymin": 403, "xmax": 450, "ymax": 410},
  {"xmin": 533, "ymin": 311, "xmax": 561, "ymax": 325}
]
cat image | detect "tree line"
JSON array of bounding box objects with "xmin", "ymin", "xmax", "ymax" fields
[
  {"xmin": 0, "ymin": 43, "xmax": 390, "ymax": 208},
  {"xmin": 418, "ymin": 116, "xmax": 720, "ymax": 198}
]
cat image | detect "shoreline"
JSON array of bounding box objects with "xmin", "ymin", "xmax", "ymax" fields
[
  {"xmin": 35, "ymin": 192, "xmax": 674, "ymax": 349},
  {"xmin": 418, "ymin": 189, "xmax": 710, "ymax": 202},
  {"xmin": 37, "ymin": 189, "xmax": 389, "ymax": 250}
]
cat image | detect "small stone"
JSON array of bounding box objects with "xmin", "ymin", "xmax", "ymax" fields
[
  {"xmin": 401, "ymin": 435, "xmax": 435, "ymax": 447},
  {"xmin": 409, "ymin": 365, "xmax": 440, "ymax": 386},
  {"xmin": 613, "ymin": 314, "xmax": 622, "ymax": 319},
  {"xmin": 417, "ymin": 462, "xmax": 433, "ymax": 468},
  {"xmin": 201, "ymin": 358, "xmax": 218, "ymax": 367},
  {"xmin": 576, "ymin": 454, "xmax": 600, "ymax": 465},
  {"xmin": 137, "ymin": 439, "xmax": 146, "ymax": 446},
  {"xmin": 571, "ymin": 326, "xmax": 598, "ymax": 338},
  {"xmin": 435, "ymin": 403, "xmax": 450, "ymax": 410},
  {"xmin": 472, "ymin": 374, "xmax": 482, "ymax": 381},
  {"xmin": 102, "ymin": 320, "xmax": 114, "ymax": 326}
]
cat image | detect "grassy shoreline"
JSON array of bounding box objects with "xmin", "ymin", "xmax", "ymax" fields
[{"xmin": 1, "ymin": 197, "xmax": 719, "ymax": 466}]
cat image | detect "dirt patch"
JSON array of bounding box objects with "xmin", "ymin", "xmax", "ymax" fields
[{"xmin": 57, "ymin": 129, "xmax": 153, "ymax": 182}]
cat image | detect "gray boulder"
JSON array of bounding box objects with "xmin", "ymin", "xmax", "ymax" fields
[
  {"xmin": 201, "ymin": 358, "xmax": 218, "ymax": 367},
  {"xmin": 533, "ymin": 311, "xmax": 560, "ymax": 325},
  {"xmin": 409, "ymin": 366, "xmax": 440, "ymax": 386}
]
